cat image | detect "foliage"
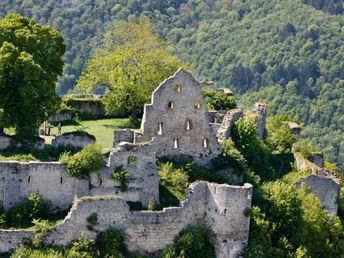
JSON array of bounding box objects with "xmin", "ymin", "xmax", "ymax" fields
[
  {"xmin": 245, "ymin": 180, "xmax": 344, "ymax": 257},
  {"xmin": 6, "ymin": 193, "xmax": 51, "ymax": 228},
  {"xmin": 212, "ymin": 139, "xmax": 248, "ymax": 175},
  {"xmin": 266, "ymin": 115, "xmax": 297, "ymax": 152},
  {"xmin": 232, "ymin": 118, "xmax": 276, "ymax": 180},
  {"xmin": 95, "ymin": 228, "xmax": 126, "ymax": 258},
  {"xmin": 77, "ymin": 17, "xmax": 183, "ymax": 121},
  {"xmin": 202, "ymin": 88, "xmax": 236, "ymax": 111},
  {"xmin": 0, "ymin": 13, "xmax": 64, "ymax": 138},
  {"xmin": 161, "ymin": 219, "xmax": 215, "ymax": 258},
  {"xmin": 293, "ymin": 140, "xmax": 321, "ymax": 161},
  {"xmin": 86, "ymin": 213, "xmax": 98, "ymax": 230},
  {"xmin": 112, "ymin": 166, "xmax": 130, "ymax": 192},
  {"xmin": 61, "ymin": 144, "xmax": 104, "ymax": 177}
]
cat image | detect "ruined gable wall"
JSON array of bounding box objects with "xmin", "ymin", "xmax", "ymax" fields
[
  {"xmin": 42, "ymin": 182, "xmax": 252, "ymax": 257},
  {"xmin": 140, "ymin": 69, "xmax": 221, "ymax": 164},
  {"xmin": 0, "ymin": 162, "xmax": 89, "ymax": 212}
]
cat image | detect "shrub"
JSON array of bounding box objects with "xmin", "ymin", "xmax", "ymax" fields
[
  {"xmin": 86, "ymin": 213, "xmax": 98, "ymax": 230},
  {"xmin": 112, "ymin": 165, "xmax": 130, "ymax": 191},
  {"xmin": 61, "ymin": 144, "xmax": 104, "ymax": 177},
  {"xmin": 202, "ymin": 88, "xmax": 236, "ymax": 111},
  {"xmin": 95, "ymin": 228, "xmax": 126, "ymax": 257},
  {"xmin": 7, "ymin": 193, "xmax": 51, "ymax": 228},
  {"xmin": 161, "ymin": 219, "xmax": 215, "ymax": 258},
  {"xmin": 212, "ymin": 139, "xmax": 248, "ymax": 175},
  {"xmin": 293, "ymin": 140, "xmax": 321, "ymax": 162}
]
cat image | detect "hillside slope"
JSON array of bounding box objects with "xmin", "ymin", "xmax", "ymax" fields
[{"xmin": 1, "ymin": 0, "xmax": 343, "ymax": 170}]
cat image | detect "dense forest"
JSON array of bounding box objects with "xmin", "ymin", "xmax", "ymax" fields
[{"xmin": 0, "ymin": 0, "xmax": 343, "ymax": 171}]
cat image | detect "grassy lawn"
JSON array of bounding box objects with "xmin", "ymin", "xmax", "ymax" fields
[{"xmin": 49, "ymin": 118, "xmax": 137, "ymax": 150}]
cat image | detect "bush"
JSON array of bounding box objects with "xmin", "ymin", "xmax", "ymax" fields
[
  {"xmin": 61, "ymin": 144, "xmax": 104, "ymax": 177},
  {"xmin": 202, "ymin": 88, "xmax": 236, "ymax": 111},
  {"xmin": 95, "ymin": 228, "xmax": 126, "ymax": 257},
  {"xmin": 293, "ymin": 140, "xmax": 321, "ymax": 161},
  {"xmin": 112, "ymin": 166, "xmax": 130, "ymax": 191},
  {"xmin": 86, "ymin": 213, "xmax": 98, "ymax": 230},
  {"xmin": 212, "ymin": 139, "xmax": 248, "ymax": 175},
  {"xmin": 161, "ymin": 220, "xmax": 215, "ymax": 258},
  {"xmin": 7, "ymin": 193, "xmax": 51, "ymax": 228}
]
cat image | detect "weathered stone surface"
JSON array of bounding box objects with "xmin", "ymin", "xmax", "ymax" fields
[
  {"xmin": 91, "ymin": 141, "xmax": 159, "ymax": 207},
  {"xmin": 0, "ymin": 135, "xmax": 11, "ymax": 150},
  {"xmin": 139, "ymin": 68, "xmax": 221, "ymax": 165},
  {"xmin": 252, "ymin": 102, "xmax": 267, "ymax": 140},
  {"xmin": 295, "ymin": 174, "xmax": 340, "ymax": 214},
  {"xmin": 52, "ymin": 133, "xmax": 95, "ymax": 149},
  {"xmin": 216, "ymin": 109, "xmax": 243, "ymax": 141},
  {"xmin": 0, "ymin": 230, "xmax": 34, "ymax": 253},
  {"xmin": 113, "ymin": 129, "xmax": 134, "ymax": 147},
  {"xmin": 50, "ymin": 110, "xmax": 73, "ymax": 123},
  {"xmin": 0, "ymin": 162, "xmax": 89, "ymax": 212},
  {"xmin": 42, "ymin": 182, "xmax": 252, "ymax": 257}
]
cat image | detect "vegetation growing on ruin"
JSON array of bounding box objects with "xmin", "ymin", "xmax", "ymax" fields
[
  {"xmin": 60, "ymin": 144, "xmax": 104, "ymax": 177},
  {"xmin": 202, "ymin": 88, "xmax": 237, "ymax": 111},
  {"xmin": 112, "ymin": 166, "xmax": 130, "ymax": 192}
]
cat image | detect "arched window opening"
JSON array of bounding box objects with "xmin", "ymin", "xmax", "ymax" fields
[
  {"xmin": 173, "ymin": 138, "xmax": 179, "ymax": 149},
  {"xmin": 168, "ymin": 101, "xmax": 174, "ymax": 109},
  {"xmin": 28, "ymin": 176, "xmax": 31, "ymax": 183},
  {"xmin": 98, "ymin": 178, "xmax": 103, "ymax": 186},
  {"xmin": 203, "ymin": 138, "xmax": 209, "ymax": 148},
  {"xmin": 175, "ymin": 84, "xmax": 181, "ymax": 93},
  {"xmin": 185, "ymin": 120, "xmax": 192, "ymax": 131},
  {"xmin": 194, "ymin": 101, "xmax": 201, "ymax": 109},
  {"xmin": 60, "ymin": 177, "xmax": 63, "ymax": 184},
  {"xmin": 158, "ymin": 122, "xmax": 163, "ymax": 135}
]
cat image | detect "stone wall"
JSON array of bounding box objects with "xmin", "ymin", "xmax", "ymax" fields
[
  {"xmin": 0, "ymin": 230, "xmax": 34, "ymax": 253},
  {"xmin": 216, "ymin": 109, "xmax": 243, "ymax": 141},
  {"xmin": 0, "ymin": 162, "xmax": 89, "ymax": 212},
  {"xmin": 252, "ymin": 102, "xmax": 267, "ymax": 140},
  {"xmin": 0, "ymin": 135, "xmax": 11, "ymax": 150},
  {"xmin": 43, "ymin": 181, "xmax": 252, "ymax": 257},
  {"xmin": 52, "ymin": 132, "xmax": 95, "ymax": 149},
  {"xmin": 65, "ymin": 98, "xmax": 106, "ymax": 119},
  {"xmin": 295, "ymin": 174, "xmax": 340, "ymax": 214},
  {"xmin": 90, "ymin": 141, "xmax": 159, "ymax": 207},
  {"xmin": 139, "ymin": 68, "xmax": 221, "ymax": 165},
  {"xmin": 50, "ymin": 110, "xmax": 73, "ymax": 123}
]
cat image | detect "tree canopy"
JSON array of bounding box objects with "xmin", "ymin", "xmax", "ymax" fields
[
  {"xmin": 0, "ymin": 13, "xmax": 65, "ymax": 137},
  {"xmin": 77, "ymin": 17, "xmax": 182, "ymax": 120}
]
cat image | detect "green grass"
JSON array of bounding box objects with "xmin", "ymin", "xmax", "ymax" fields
[{"xmin": 50, "ymin": 118, "xmax": 137, "ymax": 150}]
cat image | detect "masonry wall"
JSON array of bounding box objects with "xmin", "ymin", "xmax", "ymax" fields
[
  {"xmin": 43, "ymin": 181, "xmax": 252, "ymax": 257},
  {"xmin": 90, "ymin": 142, "xmax": 159, "ymax": 207},
  {"xmin": 139, "ymin": 69, "xmax": 221, "ymax": 165},
  {"xmin": 0, "ymin": 162, "xmax": 89, "ymax": 212}
]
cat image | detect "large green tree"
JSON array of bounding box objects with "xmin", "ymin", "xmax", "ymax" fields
[
  {"xmin": 77, "ymin": 17, "xmax": 183, "ymax": 121},
  {"xmin": 0, "ymin": 13, "xmax": 65, "ymax": 138}
]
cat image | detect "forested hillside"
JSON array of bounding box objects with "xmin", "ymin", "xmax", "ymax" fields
[{"xmin": 1, "ymin": 0, "xmax": 343, "ymax": 171}]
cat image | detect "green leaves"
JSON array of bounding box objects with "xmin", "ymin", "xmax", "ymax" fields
[{"xmin": 0, "ymin": 13, "xmax": 65, "ymax": 138}]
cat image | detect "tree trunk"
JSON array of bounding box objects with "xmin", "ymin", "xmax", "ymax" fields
[{"xmin": 130, "ymin": 107, "xmax": 138, "ymax": 123}]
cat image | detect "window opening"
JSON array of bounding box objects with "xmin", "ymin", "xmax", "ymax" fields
[
  {"xmin": 175, "ymin": 84, "xmax": 181, "ymax": 92},
  {"xmin": 194, "ymin": 101, "xmax": 201, "ymax": 109},
  {"xmin": 203, "ymin": 138, "xmax": 209, "ymax": 148},
  {"xmin": 158, "ymin": 122, "xmax": 163, "ymax": 135},
  {"xmin": 185, "ymin": 120, "xmax": 192, "ymax": 131},
  {"xmin": 60, "ymin": 177, "xmax": 63, "ymax": 184},
  {"xmin": 173, "ymin": 138, "xmax": 179, "ymax": 149},
  {"xmin": 168, "ymin": 101, "xmax": 174, "ymax": 109},
  {"xmin": 28, "ymin": 176, "xmax": 31, "ymax": 183}
]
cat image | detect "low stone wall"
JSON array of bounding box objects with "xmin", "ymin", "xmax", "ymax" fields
[
  {"xmin": 0, "ymin": 230, "xmax": 34, "ymax": 253},
  {"xmin": 0, "ymin": 161, "xmax": 89, "ymax": 212},
  {"xmin": 50, "ymin": 110, "xmax": 73, "ymax": 123},
  {"xmin": 52, "ymin": 133, "xmax": 95, "ymax": 149},
  {"xmin": 44, "ymin": 182, "xmax": 252, "ymax": 257}
]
